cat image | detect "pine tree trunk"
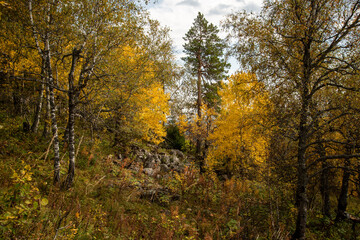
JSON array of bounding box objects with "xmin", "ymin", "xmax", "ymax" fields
[{"xmin": 196, "ymin": 51, "xmax": 202, "ymax": 158}]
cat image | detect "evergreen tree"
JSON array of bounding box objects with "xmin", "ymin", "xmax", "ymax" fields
[{"xmin": 182, "ymin": 12, "xmax": 229, "ymax": 156}]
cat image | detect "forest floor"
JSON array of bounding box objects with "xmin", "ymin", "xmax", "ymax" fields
[{"xmin": 1, "ymin": 110, "xmax": 360, "ymax": 239}]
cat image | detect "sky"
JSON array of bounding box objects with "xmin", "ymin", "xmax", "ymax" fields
[{"xmin": 147, "ymin": 0, "xmax": 263, "ymax": 74}]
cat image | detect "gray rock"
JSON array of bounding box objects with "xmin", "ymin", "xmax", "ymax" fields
[
  {"xmin": 161, "ymin": 155, "xmax": 170, "ymax": 165},
  {"xmin": 114, "ymin": 146, "xmax": 188, "ymax": 176},
  {"xmin": 129, "ymin": 162, "xmax": 141, "ymax": 172},
  {"xmin": 170, "ymin": 155, "xmax": 180, "ymax": 165},
  {"xmin": 154, "ymin": 155, "xmax": 161, "ymax": 165},
  {"xmin": 144, "ymin": 159, "xmax": 156, "ymax": 169},
  {"xmin": 154, "ymin": 165, "xmax": 161, "ymax": 175},
  {"xmin": 170, "ymin": 149, "xmax": 185, "ymax": 159},
  {"xmin": 143, "ymin": 168, "xmax": 154, "ymax": 176},
  {"xmin": 175, "ymin": 150, "xmax": 185, "ymax": 159},
  {"xmin": 160, "ymin": 164, "xmax": 170, "ymax": 173}
]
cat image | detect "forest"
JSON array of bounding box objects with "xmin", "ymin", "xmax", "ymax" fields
[{"xmin": 1, "ymin": 0, "xmax": 360, "ymax": 239}]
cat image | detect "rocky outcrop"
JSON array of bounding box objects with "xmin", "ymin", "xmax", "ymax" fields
[
  {"xmin": 108, "ymin": 147, "xmax": 189, "ymax": 204},
  {"xmin": 112, "ymin": 146, "xmax": 188, "ymax": 177}
]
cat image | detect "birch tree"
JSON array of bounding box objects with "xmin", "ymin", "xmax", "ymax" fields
[{"xmin": 224, "ymin": 0, "xmax": 360, "ymax": 239}]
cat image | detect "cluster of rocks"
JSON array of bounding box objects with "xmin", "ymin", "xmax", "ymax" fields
[{"xmin": 112, "ymin": 146, "xmax": 188, "ymax": 177}]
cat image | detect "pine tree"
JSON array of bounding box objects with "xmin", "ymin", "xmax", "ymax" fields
[{"xmin": 182, "ymin": 12, "xmax": 229, "ymax": 157}]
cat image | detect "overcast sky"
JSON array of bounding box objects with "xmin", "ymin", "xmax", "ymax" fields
[{"xmin": 147, "ymin": 0, "xmax": 263, "ymax": 73}]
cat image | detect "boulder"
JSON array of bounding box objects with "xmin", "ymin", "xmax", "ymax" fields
[
  {"xmin": 170, "ymin": 149, "xmax": 185, "ymax": 159},
  {"xmin": 143, "ymin": 168, "xmax": 154, "ymax": 176},
  {"xmin": 144, "ymin": 159, "xmax": 156, "ymax": 168},
  {"xmin": 160, "ymin": 164, "xmax": 170, "ymax": 173},
  {"xmin": 161, "ymin": 155, "xmax": 170, "ymax": 165},
  {"xmin": 114, "ymin": 146, "xmax": 188, "ymax": 175}
]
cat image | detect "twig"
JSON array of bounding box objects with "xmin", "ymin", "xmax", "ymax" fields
[
  {"xmin": 38, "ymin": 134, "xmax": 55, "ymax": 161},
  {"xmin": 127, "ymin": 189, "xmax": 138, "ymax": 202},
  {"xmin": 53, "ymin": 210, "xmax": 71, "ymax": 240},
  {"xmin": 85, "ymin": 175, "xmax": 106, "ymax": 195},
  {"xmin": 60, "ymin": 152, "xmax": 67, "ymax": 164},
  {"xmin": 75, "ymin": 135, "xmax": 84, "ymax": 159}
]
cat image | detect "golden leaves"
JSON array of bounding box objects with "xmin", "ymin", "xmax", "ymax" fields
[
  {"xmin": 206, "ymin": 72, "xmax": 272, "ymax": 174},
  {"xmin": 135, "ymin": 82, "xmax": 170, "ymax": 144}
]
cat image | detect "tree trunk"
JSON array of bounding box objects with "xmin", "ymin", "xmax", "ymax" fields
[
  {"xmin": 196, "ymin": 51, "xmax": 202, "ymax": 158},
  {"xmin": 31, "ymin": 60, "xmax": 46, "ymax": 133},
  {"xmin": 64, "ymin": 48, "xmax": 80, "ymax": 188},
  {"xmin": 12, "ymin": 81, "xmax": 23, "ymax": 116},
  {"xmin": 46, "ymin": 50, "xmax": 60, "ymax": 184},
  {"xmin": 357, "ymin": 161, "xmax": 360, "ymax": 198},
  {"xmin": 63, "ymin": 121, "xmax": 70, "ymax": 144},
  {"xmin": 292, "ymin": 48, "xmax": 311, "ymax": 239},
  {"xmin": 31, "ymin": 82, "xmax": 44, "ymax": 133},
  {"xmin": 48, "ymin": 68, "xmax": 61, "ymax": 184},
  {"xmin": 317, "ymin": 139, "xmax": 331, "ymax": 218},
  {"xmin": 292, "ymin": 130, "xmax": 308, "ymax": 240},
  {"xmin": 320, "ymin": 160, "xmax": 331, "ymax": 217},
  {"xmin": 42, "ymin": 84, "xmax": 51, "ymax": 138},
  {"xmin": 113, "ymin": 117, "xmax": 121, "ymax": 146},
  {"xmin": 29, "ymin": 0, "xmax": 60, "ymax": 184},
  {"xmin": 64, "ymin": 90, "xmax": 76, "ymax": 188},
  {"xmin": 336, "ymin": 147, "xmax": 351, "ymax": 221}
]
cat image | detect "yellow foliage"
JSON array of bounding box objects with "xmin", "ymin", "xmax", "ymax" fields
[
  {"xmin": 177, "ymin": 104, "xmax": 218, "ymax": 146},
  {"xmin": 206, "ymin": 72, "xmax": 272, "ymax": 175},
  {"xmin": 0, "ymin": 39, "xmax": 40, "ymax": 74},
  {"xmin": 0, "ymin": 162, "xmax": 44, "ymax": 234},
  {"xmin": 90, "ymin": 44, "xmax": 170, "ymax": 145},
  {"xmin": 134, "ymin": 82, "xmax": 170, "ymax": 144}
]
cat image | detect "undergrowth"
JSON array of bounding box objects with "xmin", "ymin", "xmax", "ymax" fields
[{"xmin": 0, "ymin": 114, "xmax": 359, "ymax": 239}]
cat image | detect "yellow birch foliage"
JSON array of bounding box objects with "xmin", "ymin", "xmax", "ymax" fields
[
  {"xmin": 206, "ymin": 72, "xmax": 271, "ymax": 175},
  {"xmin": 134, "ymin": 82, "xmax": 170, "ymax": 144},
  {"xmin": 90, "ymin": 45, "xmax": 170, "ymax": 144}
]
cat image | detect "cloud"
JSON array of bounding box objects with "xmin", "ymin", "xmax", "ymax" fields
[
  {"xmin": 147, "ymin": 0, "xmax": 263, "ymax": 74},
  {"xmin": 176, "ymin": 0, "xmax": 200, "ymax": 7},
  {"xmin": 244, "ymin": 2, "xmax": 261, "ymax": 12},
  {"xmin": 208, "ymin": 4, "xmax": 231, "ymax": 16}
]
